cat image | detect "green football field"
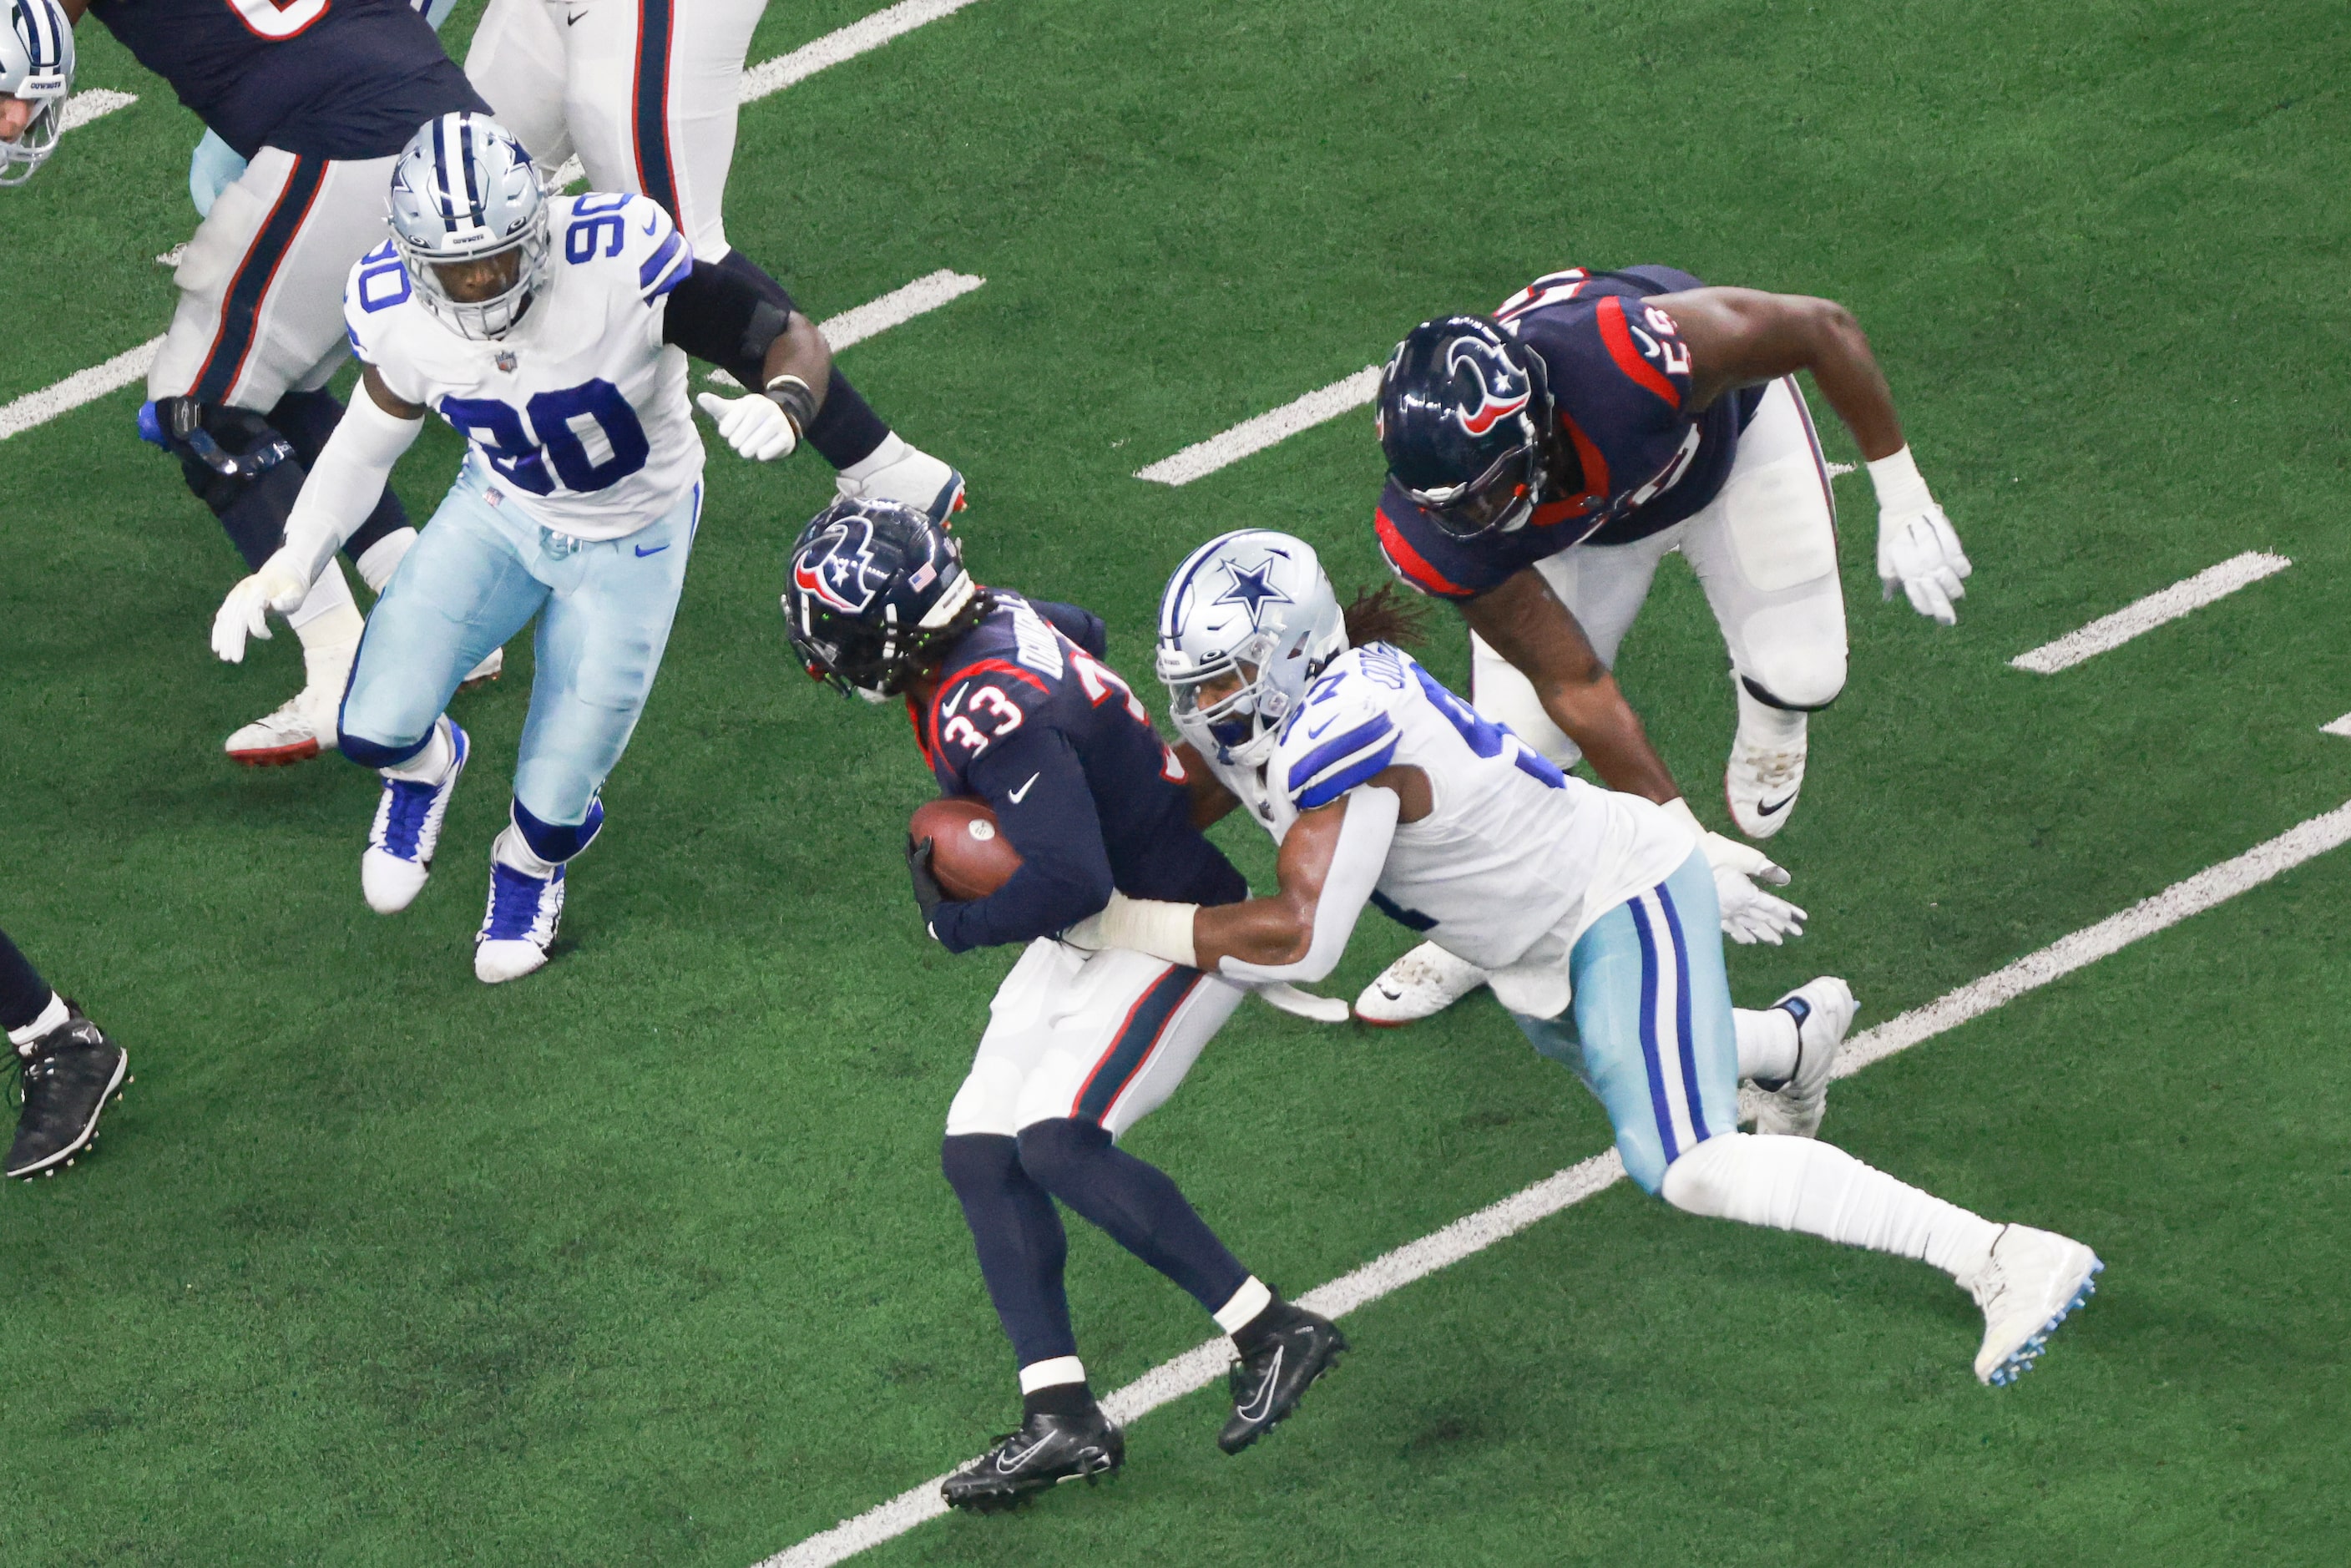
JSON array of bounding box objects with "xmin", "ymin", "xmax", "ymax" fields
[{"xmin": 4, "ymin": 0, "xmax": 2348, "ymax": 1562}]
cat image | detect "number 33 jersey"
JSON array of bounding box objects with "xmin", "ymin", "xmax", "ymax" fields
[
  {"xmin": 1206, "ymin": 642, "xmax": 1694, "ymax": 975},
  {"xmin": 343, "ymin": 191, "xmax": 703, "ymax": 541}
]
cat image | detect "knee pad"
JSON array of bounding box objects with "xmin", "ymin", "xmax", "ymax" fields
[
  {"xmin": 512, "ymin": 797, "xmax": 605, "ymax": 865},
  {"xmin": 1014, "ymin": 1116, "xmax": 1109, "ymax": 1192},
  {"xmin": 140, "ymin": 397, "xmax": 306, "ymax": 569},
  {"xmin": 1740, "ymin": 665, "xmax": 1845, "ymax": 714}
]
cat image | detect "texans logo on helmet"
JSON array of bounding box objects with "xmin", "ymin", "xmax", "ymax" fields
[
  {"xmin": 794, "ymin": 526, "xmax": 884, "ymax": 615},
  {"xmin": 1449, "ymin": 341, "xmax": 1530, "ymax": 438}
]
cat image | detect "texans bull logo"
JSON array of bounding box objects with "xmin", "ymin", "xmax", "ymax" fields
[
  {"xmin": 794, "ymin": 525, "xmax": 887, "ymax": 615},
  {"xmin": 1447, "ymin": 340, "xmax": 1530, "ymax": 438}
]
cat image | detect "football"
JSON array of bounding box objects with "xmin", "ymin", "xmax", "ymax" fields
[{"xmin": 912, "ymin": 796, "xmax": 1024, "ymax": 900}]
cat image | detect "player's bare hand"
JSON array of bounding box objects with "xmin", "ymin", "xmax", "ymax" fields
[
  {"xmin": 1868, "ymin": 447, "xmax": 1971, "ymax": 625},
  {"xmin": 210, "ymin": 550, "xmax": 314, "ymax": 663},
  {"xmin": 695, "ymin": 390, "xmax": 797, "ymax": 461}
]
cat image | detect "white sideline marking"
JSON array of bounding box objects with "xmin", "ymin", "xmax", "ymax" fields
[
  {"xmin": 1135, "ymin": 366, "xmax": 1382, "ymax": 485},
  {"xmin": 755, "ymin": 798, "xmax": 2351, "ymax": 1567},
  {"xmin": 555, "ymin": 0, "xmax": 988, "ymax": 189},
  {"xmin": 703, "ymin": 271, "xmax": 985, "ymax": 387},
  {"xmin": 0, "ymin": 336, "xmax": 163, "ymax": 443},
  {"xmin": 60, "ymin": 89, "xmax": 137, "ymax": 132},
  {"xmin": 2010, "ymin": 551, "xmax": 2293, "ymax": 674},
  {"xmin": 2323, "ymin": 713, "xmax": 2351, "ymax": 739}
]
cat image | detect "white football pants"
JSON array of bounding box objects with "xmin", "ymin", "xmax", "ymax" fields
[
  {"xmin": 465, "ymin": 0, "xmax": 767, "ymax": 263},
  {"xmin": 945, "ymin": 940, "xmax": 1246, "ymax": 1141},
  {"xmin": 1470, "ymin": 376, "xmax": 1848, "ymax": 766}
]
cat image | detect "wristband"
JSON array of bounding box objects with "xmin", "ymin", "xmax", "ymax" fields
[
  {"xmin": 762, "ymin": 373, "xmax": 818, "ymax": 436},
  {"xmin": 1076, "ymin": 892, "xmax": 1201, "ymax": 969},
  {"xmin": 1865, "ymin": 445, "xmax": 1934, "ymax": 515}
]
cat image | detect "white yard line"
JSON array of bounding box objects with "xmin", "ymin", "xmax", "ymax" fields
[
  {"xmin": 705, "ymin": 271, "xmax": 985, "ymax": 388},
  {"xmin": 0, "ymin": 336, "xmax": 163, "ymax": 443},
  {"xmin": 756, "ymin": 796, "xmax": 2351, "ymax": 1568},
  {"xmin": 556, "ymin": 0, "xmax": 988, "ymax": 189},
  {"xmin": 1135, "ymin": 366, "xmax": 1382, "ymax": 485},
  {"xmin": 60, "ymin": 89, "xmax": 137, "ymax": 132},
  {"xmin": 2010, "ymin": 551, "xmax": 2293, "ymax": 675},
  {"xmin": 2323, "ymin": 714, "xmax": 2351, "ymax": 739}
]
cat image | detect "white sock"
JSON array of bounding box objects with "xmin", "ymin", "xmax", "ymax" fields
[
  {"xmin": 1213, "ymin": 1275, "xmax": 1274, "ymax": 1337},
  {"xmin": 353, "ymin": 527, "xmax": 418, "ymax": 594},
  {"xmin": 8, "ymin": 991, "xmax": 68, "ymax": 1054},
  {"xmin": 1734, "ymin": 1006, "xmax": 1800, "ymax": 1083},
  {"xmin": 1734, "ymin": 680, "xmax": 1808, "ymax": 749},
  {"xmin": 491, "ymin": 823, "xmax": 560, "ymax": 878},
  {"xmin": 837, "ymin": 431, "xmax": 908, "ymax": 483},
  {"xmin": 381, "ymin": 719, "xmax": 454, "ymax": 785},
  {"xmin": 1661, "ymin": 1132, "xmax": 2002, "ymax": 1284},
  {"xmin": 1018, "ymin": 1356, "xmax": 1087, "ymax": 1394}
]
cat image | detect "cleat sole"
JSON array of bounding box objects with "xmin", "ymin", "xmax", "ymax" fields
[{"xmin": 1987, "ymin": 1261, "xmax": 2103, "ymax": 1387}]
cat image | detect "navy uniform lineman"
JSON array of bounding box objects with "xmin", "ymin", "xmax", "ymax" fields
[
  {"xmin": 460, "ymin": 0, "xmax": 968, "ymax": 520},
  {"xmin": 1359, "ymin": 268, "xmax": 1971, "ymax": 1022},
  {"xmin": 1109, "ymin": 530, "xmax": 2100, "ymax": 1388},
  {"xmin": 781, "ymin": 501, "xmax": 1344, "ymax": 1510},
  {"xmin": 39, "ymin": 0, "xmax": 494, "ymax": 764},
  {"xmin": 210, "ymin": 114, "xmax": 832, "ymax": 982}
]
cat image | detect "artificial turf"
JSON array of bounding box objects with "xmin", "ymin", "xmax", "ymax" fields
[{"xmin": 3, "ymin": 0, "xmax": 2347, "ymax": 1563}]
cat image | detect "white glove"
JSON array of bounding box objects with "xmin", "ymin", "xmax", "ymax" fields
[
  {"xmin": 695, "ymin": 390, "xmax": 797, "ymax": 461},
  {"xmin": 1662, "ymin": 798, "xmax": 1807, "ymax": 946},
  {"xmin": 1868, "ymin": 446, "xmax": 1970, "ymax": 625},
  {"xmin": 210, "ymin": 548, "xmax": 316, "ymax": 663}
]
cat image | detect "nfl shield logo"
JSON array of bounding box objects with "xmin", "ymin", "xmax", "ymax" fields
[{"xmin": 494, "ymin": 350, "xmax": 518, "ymax": 373}]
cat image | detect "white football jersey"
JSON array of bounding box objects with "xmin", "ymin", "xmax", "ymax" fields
[
  {"xmin": 343, "ymin": 192, "xmax": 703, "ymax": 540},
  {"xmin": 1205, "ymin": 642, "xmax": 1695, "ymax": 984}
]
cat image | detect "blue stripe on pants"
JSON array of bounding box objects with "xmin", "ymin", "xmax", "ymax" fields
[
  {"xmin": 1510, "ymin": 850, "xmax": 1739, "ymax": 1194},
  {"xmin": 340, "ymin": 463, "xmax": 700, "ymax": 828}
]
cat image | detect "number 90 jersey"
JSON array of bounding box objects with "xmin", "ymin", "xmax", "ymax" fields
[
  {"xmin": 1204, "ymin": 642, "xmax": 1694, "ymax": 973},
  {"xmin": 343, "ymin": 191, "xmax": 702, "ymax": 541}
]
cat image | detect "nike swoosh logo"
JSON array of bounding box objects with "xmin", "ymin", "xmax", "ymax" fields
[
  {"xmin": 565, "ymin": 8, "xmax": 586, "ymax": 23},
  {"xmin": 1237, "ymin": 1344, "xmax": 1284, "ymax": 1424},
  {"xmin": 640, "ymin": 210, "xmax": 658, "ymax": 235},
  {"xmin": 634, "ymin": 542, "xmax": 670, "ymax": 557},
  {"xmin": 942, "ymin": 683, "xmax": 969, "ymax": 719},
  {"xmin": 1306, "ymin": 713, "xmax": 1342, "ymax": 740},
  {"xmin": 1757, "ymin": 792, "xmax": 1796, "ymax": 817},
  {"xmin": 1007, "ymin": 771, "xmax": 1040, "ymax": 804}
]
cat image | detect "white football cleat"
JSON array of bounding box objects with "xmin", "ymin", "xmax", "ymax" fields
[
  {"xmin": 835, "ymin": 438, "xmax": 967, "ymax": 525},
  {"xmin": 1725, "ymin": 685, "xmax": 1808, "ymax": 840},
  {"xmin": 475, "ymin": 849, "xmax": 565, "ymax": 984},
  {"xmin": 1354, "ymin": 941, "xmax": 1488, "ymax": 1026},
  {"xmin": 224, "ymin": 678, "xmax": 344, "ymax": 766},
  {"xmin": 1966, "ymin": 1225, "xmax": 2103, "ymax": 1386},
  {"xmin": 361, "ymin": 719, "xmax": 468, "ymax": 914},
  {"xmin": 1752, "ymin": 976, "xmax": 1856, "ymax": 1138},
  {"xmin": 458, "ymin": 646, "xmax": 504, "ymax": 691}
]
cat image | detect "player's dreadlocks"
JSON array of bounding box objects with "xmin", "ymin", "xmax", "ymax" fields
[{"xmin": 1341, "ymin": 584, "xmax": 1431, "ymax": 651}]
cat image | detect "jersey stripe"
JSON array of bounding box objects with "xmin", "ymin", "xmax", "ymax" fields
[
  {"xmin": 630, "ymin": 0, "xmax": 682, "ymax": 225},
  {"xmin": 639, "ymin": 230, "xmax": 690, "ymax": 300},
  {"xmin": 1629, "ymin": 891, "xmax": 1684, "ymax": 1166},
  {"xmin": 1294, "ymin": 734, "xmax": 1399, "ymax": 811},
  {"xmin": 1373, "ymin": 504, "xmax": 1474, "ymax": 599},
  {"xmin": 1074, "ymin": 966, "xmax": 1204, "ymax": 1125},
  {"xmin": 191, "ymin": 155, "xmax": 329, "ymax": 405},
  {"xmin": 1657, "ymin": 879, "xmax": 1706, "ymax": 1137},
  {"xmin": 1286, "ymin": 712, "xmax": 1396, "ymax": 797},
  {"xmin": 1595, "ymin": 296, "xmax": 1681, "ymax": 409}
]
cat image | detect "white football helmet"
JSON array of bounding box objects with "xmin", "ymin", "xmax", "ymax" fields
[
  {"xmin": 1, "ymin": 0, "xmax": 74, "ymax": 188},
  {"xmin": 387, "ymin": 112, "xmax": 549, "ymax": 340},
  {"xmin": 1155, "ymin": 529, "xmax": 1347, "ymax": 768}
]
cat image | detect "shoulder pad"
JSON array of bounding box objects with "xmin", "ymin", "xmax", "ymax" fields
[
  {"xmin": 1277, "ymin": 650, "xmax": 1407, "ymax": 811},
  {"xmin": 560, "ymin": 192, "xmax": 691, "ymax": 304}
]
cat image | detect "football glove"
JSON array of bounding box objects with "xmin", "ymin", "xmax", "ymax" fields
[
  {"xmin": 1868, "ymin": 446, "xmax": 1971, "ymax": 625},
  {"xmin": 906, "ymin": 836, "xmax": 946, "ymax": 937},
  {"xmin": 210, "ymin": 548, "xmax": 315, "ymax": 663},
  {"xmin": 695, "ymin": 390, "xmax": 797, "ymax": 461},
  {"xmin": 1662, "ymin": 798, "xmax": 1807, "ymax": 946}
]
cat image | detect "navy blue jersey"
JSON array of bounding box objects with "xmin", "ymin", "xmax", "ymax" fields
[
  {"xmin": 88, "ymin": 0, "xmax": 485, "ymax": 160},
  {"xmin": 1376, "ymin": 266, "xmax": 1767, "ymax": 601},
  {"xmin": 912, "ymin": 592, "xmax": 1246, "ymax": 954}
]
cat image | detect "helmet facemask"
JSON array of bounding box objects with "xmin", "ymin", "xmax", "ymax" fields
[
  {"xmin": 1155, "ymin": 529, "xmax": 1349, "ymax": 770},
  {"xmin": 1161, "ymin": 630, "xmax": 1291, "ymax": 768},
  {"xmin": 397, "ymin": 204, "xmax": 549, "ymax": 341},
  {"xmin": 387, "ymin": 114, "xmax": 551, "ymax": 341},
  {"xmin": 1, "ymin": 0, "xmax": 73, "ymax": 188}
]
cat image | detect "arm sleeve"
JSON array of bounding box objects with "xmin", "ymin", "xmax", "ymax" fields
[
  {"xmin": 278, "ymin": 384, "xmax": 426, "ymax": 582},
  {"xmin": 1216, "ymin": 786, "xmax": 1400, "ymax": 986},
  {"xmin": 928, "ymin": 726, "xmax": 1116, "ymax": 954},
  {"xmin": 1034, "ymin": 599, "xmax": 1110, "ymax": 659},
  {"xmin": 661, "ymin": 258, "xmax": 791, "ymax": 384}
]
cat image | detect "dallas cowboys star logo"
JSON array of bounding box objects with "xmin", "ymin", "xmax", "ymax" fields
[{"xmin": 1214, "ymin": 559, "xmax": 1292, "ymax": 628}]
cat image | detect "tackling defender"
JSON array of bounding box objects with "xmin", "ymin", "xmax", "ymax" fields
[
  {"xmin": 1085, "ymin": 530, "xmax": 2096, "ymax": 1388},
  {"xmin": 782, "ymin": 500, "xmax": 1343, "ymax": 1510},
  {"xmin": 1359, "ymin": 268, "xmax": 1971, "ymax": 1022},
  {"xmin": 26, "ymin": 0, "xmax": 498, "ymax": 764},
  {"xmin": 212, "ymin": 114, "xmax": 829, "ymax": 982}
]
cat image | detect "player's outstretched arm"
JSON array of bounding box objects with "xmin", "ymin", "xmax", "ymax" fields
[
  {"xmin": 667, "ymin": 259, "xmax": 833, "ymax": 463},
  {"xmin": 210, "ymin": 367, "xmax": 424, "ymax": 662},
  {"xmin": 1652, "ymin": 286, "xmax": 1972, "ymax": 625}
]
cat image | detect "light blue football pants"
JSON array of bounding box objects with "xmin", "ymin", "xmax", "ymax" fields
[
  {"xmin": 1514, "ymin": 850, "xmax": 1740, "ymax": 1194},
  {"xmin": 339, "ymin": 463, "xmax": 700, "ymax": 831}
]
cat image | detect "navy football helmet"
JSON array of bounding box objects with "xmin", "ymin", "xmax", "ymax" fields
[
  {"xmin": 1375, "ymin": 316, "xmax": 1554, "ymax": 539},
  {"xmin": 783, "ymin": 498, "xmax": 986, "ymax": 701}
]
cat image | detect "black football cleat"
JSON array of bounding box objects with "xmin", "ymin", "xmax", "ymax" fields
[
  {"xmin": 940, "ymin": 1408, "xmax": 1124, "ymax": 1512},
  {"xmin": 7, "ymin": 1001, "xmax": 129, "ymax": 1181},
  {"xmin": 1218, "ymin": 1303, "xmax": 1347, "ymax": 1454}
]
